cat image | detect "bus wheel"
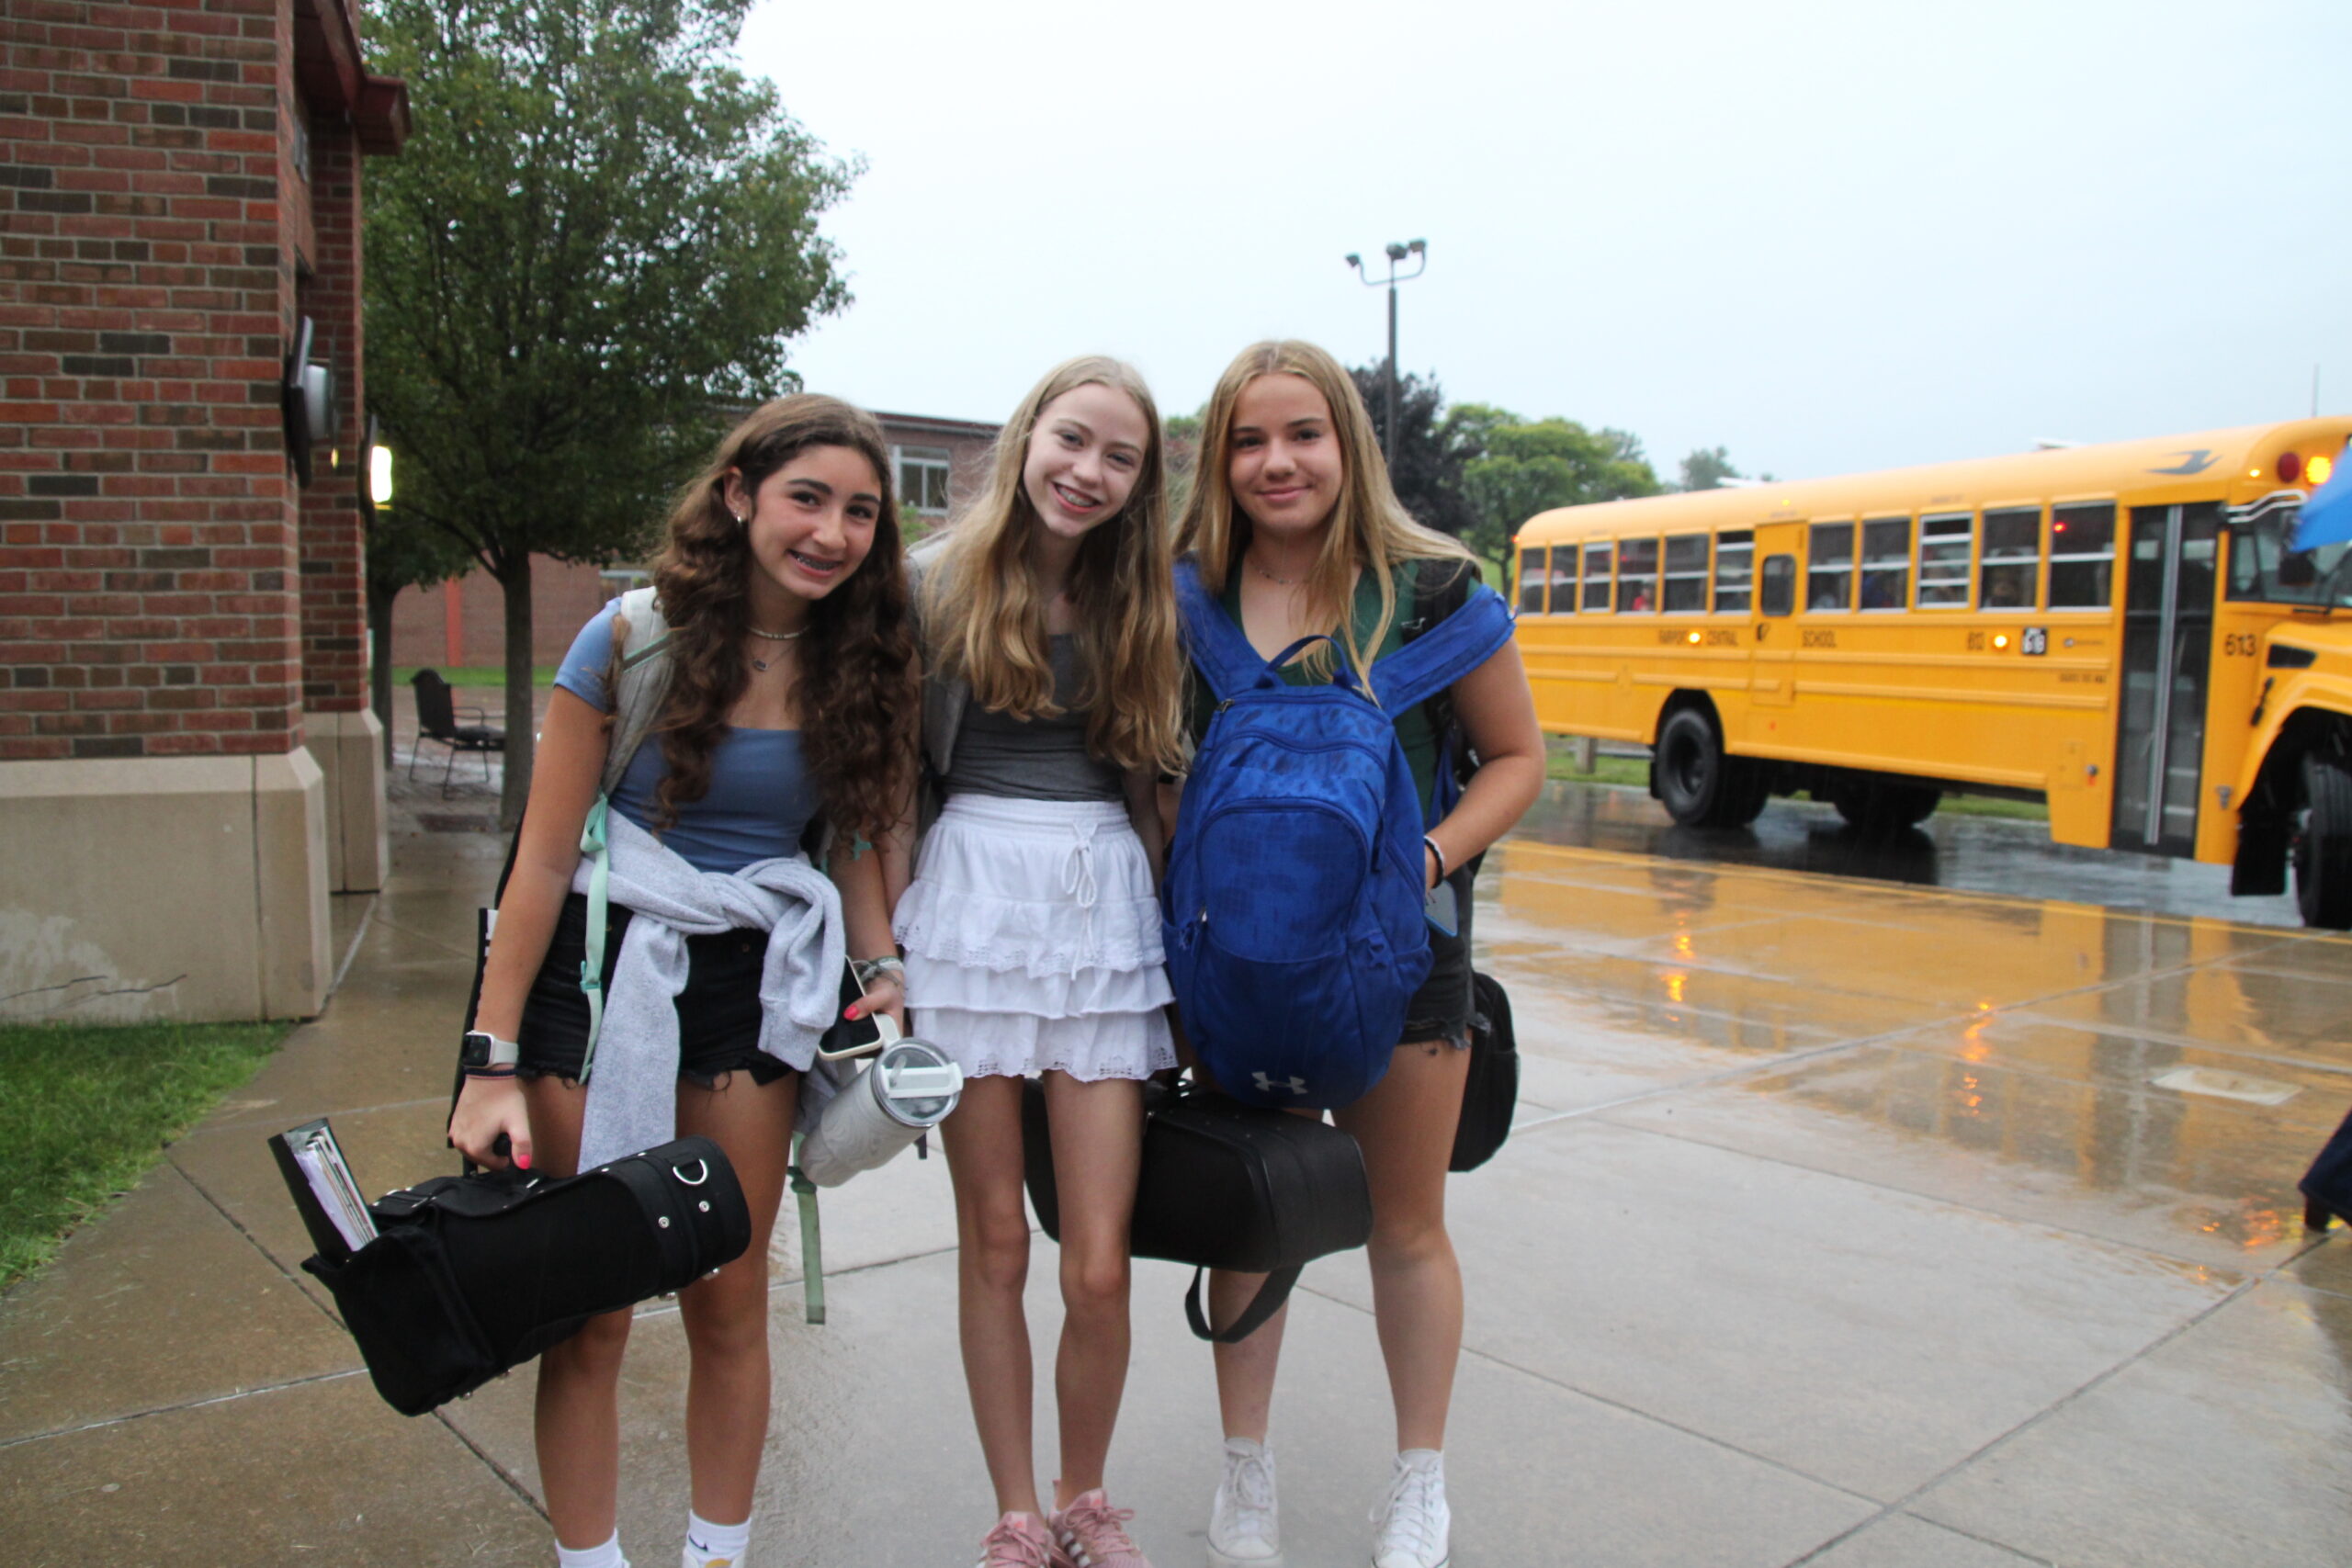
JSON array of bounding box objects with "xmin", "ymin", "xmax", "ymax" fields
[
  {"xmin": 2294, "ymin": 757, "xmax": 2352, "ymax": 930},
  {"xmin": 1655, "ymin": 708, "xmax": 1752, "ymax": 828},
  {"xmin": 1830, "ymin": 779, "xmax": 1941, "ymax": 834}
]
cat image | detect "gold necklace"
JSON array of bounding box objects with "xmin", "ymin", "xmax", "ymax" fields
[{"xmin": 1248, "ymin": 554, "xmax": 1306, "ymax": 587}]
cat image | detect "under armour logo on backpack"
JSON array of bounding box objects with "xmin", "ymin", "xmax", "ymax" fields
[{"xmin": 1253, "ymin": 1072, "xmax": 1309, "ymax": 1096}]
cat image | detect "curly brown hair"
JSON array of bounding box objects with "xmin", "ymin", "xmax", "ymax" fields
[{"xmin": 641, "ymin": 394, "xmax": 918, "ymax": 845}]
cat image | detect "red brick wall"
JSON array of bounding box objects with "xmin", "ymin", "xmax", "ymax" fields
[
  {"xmin": 0, "ymin": 0, "xmax": 303, "ymax": 761},
  {"xmin": 390, "ymin": 556, "xmax": 635, "ymax": 670},
  {"xmin": 296, "ymin": 125, "xmax": 364, "ymax": 712}
]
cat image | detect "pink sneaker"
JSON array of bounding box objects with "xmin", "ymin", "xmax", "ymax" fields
[
  {"xmin": 977, "ymin": 1511, "xmax": 1073, "ymax": 1568},
  {"xmin": 1051, "ymin": 1488, "xmax": 1152, "ymax": 1568}
]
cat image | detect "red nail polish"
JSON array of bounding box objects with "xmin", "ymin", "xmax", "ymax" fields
[{"xmin": 516, "ymin": 1151, "xmax": 531, "ymax": 1170}]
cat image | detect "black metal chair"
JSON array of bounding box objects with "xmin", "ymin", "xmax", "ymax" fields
[{"xmin": 409, "ymin": 669, "xmax": 504, "ymax": 795}]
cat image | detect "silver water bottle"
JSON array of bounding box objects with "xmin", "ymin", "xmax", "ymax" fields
[{"xmin": 798, "ymin": 1019, "xmax": 964, "ymax": 1189}]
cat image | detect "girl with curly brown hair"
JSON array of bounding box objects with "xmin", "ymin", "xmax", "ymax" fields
[
  {"xmin": 895, "ymin": 355, "xmax": 1187, "ymax": 1568},
  {"xmin": 447, "ymin": 394, "xmax": 920, "ymax": 1568}
]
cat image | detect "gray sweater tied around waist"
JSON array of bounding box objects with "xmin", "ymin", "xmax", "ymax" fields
[{"xmin": 571, "ymin": 807, "xmax": 844, "ymax": 1169}]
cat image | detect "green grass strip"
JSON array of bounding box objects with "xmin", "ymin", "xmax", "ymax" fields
[{"xmin": 0, "ymin": 1020, "xmax": 292, "ymax": 1293}]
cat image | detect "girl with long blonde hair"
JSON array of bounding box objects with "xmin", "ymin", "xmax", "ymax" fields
[
  {"xmin": 894, "ymin": 355, "xmax": 1187, "ymax": 1568},
  {"xmin": 1170, "ymin": 341, "xmax": 1544, "ymax": 1568}
]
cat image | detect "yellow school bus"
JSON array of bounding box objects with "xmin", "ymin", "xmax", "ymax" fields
[{"xmin": 1511, "ymin": 419, "xmax": 2352, "ymax": 925}]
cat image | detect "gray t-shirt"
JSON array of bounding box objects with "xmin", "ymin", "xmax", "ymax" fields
[{"xmin": 944, "ymin": 634, "xmax": 1123, "ymax": 803}]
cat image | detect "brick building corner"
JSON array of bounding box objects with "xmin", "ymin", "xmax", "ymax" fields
[{"xmin": 1, "ymin": 0, "xmax": 408, "ymax": 1021}]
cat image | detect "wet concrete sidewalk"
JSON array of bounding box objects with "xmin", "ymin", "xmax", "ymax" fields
[{"xmin": 6, "ymin": 790, "xmax": 2352, "ymax": 1566}]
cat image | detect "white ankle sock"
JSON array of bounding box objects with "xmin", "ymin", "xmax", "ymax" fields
[
  {"xmin": 556, "ymin": 1533, "xmax": 628, "ymax": 1568},
  {"xmin": 684, "ymin": 1509, "xmax": 752, "ymax": 1568}
]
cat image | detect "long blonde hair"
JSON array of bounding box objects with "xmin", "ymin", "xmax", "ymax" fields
[
  {"xmin": 1176, "ymin": 340, "xmax": 1470, "ymax": 689},
  {"xmin": 922, "ymin": 355, "xmax": 1185, "ymax": 775}
]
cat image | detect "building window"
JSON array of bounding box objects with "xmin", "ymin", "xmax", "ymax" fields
[
  {"xmin": 1713, "ymin": 530, "xmax": 1753, "ymax": 613},
  {"xmin": 895, "ymin": 445, "xmax": 953, "ymax": 513}
]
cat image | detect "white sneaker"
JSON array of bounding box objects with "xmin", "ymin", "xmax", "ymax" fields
[
  {"xmin": 1368, "ymin": 1450, "xmax": 1450, "ymax": 1568},
  {"xmin": 1206, "ymin": 1437, "xmax": 1283, "ymax": 1567}
]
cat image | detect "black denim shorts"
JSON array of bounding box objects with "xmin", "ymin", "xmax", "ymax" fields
[
  {"xmin": 515, "ymin": 893, "xmax": 795, "ymax": 1089},
  {"xmin": 1398, "ymin": 863, "xmax": 1476, "ymax": 1050}
]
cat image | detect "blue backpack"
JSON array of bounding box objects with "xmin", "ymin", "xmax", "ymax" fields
[{"xmin": 1165, "ymin": 559, "xmax": 1514, "ymax": 1110}]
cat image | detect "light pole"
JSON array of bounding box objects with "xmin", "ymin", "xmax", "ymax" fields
[{"xmin": 1346, "ymin": 239, "xmax": 1427, "ymax": 461}]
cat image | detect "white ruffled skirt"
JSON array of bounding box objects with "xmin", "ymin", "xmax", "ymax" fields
[{"xmin": 895, "ymin": 795, "xmax": 1174, "ymax": 1082}]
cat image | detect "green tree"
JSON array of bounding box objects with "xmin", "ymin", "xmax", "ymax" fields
[
  {"xmin": 363, "ymin": 0, "xmax": 854, "ymax": 823},
  {"xmin": 1164, "ymin": 409, "xmax": 1203, "ymax": 516},
  {"xmin": 1678, "ymin": 446, "xmax": 1740, "ymax": 491},
  {"xmin": 1351, "ymin": 361, "xmax": 1479, "ymax": 539},
  {"xmin": 1462, "ymin": 412, "xmax": 1662, "ymax": 560}
]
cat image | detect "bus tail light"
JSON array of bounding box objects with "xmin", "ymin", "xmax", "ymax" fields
[
  {"xmin": 2278, "ymin": 451, "xmax": 2303, "ymax": 485},
  {"xmin": 2312, "ymin": 453, "xmax": 2335, "ymax": 487}
]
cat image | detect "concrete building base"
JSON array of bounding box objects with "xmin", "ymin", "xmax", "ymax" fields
[
  {"xmin": 304, "ymin": 708, "xmax": 390, "ymax": 893},
  {"xmin": 0, "ymin": 752, "xmax": 334, "ymax": 1022}
]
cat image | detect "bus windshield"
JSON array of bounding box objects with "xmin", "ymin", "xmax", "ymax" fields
[{"xmin": 2227, "ymin": 500, "xmax": 2352, "ymax": 608}]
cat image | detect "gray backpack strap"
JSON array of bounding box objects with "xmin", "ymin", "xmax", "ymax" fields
[
  {"xmin": 576, "ymin": 585, "xmax": 673, "ymax": 1082},
  {"xmin": 601, "ymin": 585, "xmax": 673, "ymax": 796}
]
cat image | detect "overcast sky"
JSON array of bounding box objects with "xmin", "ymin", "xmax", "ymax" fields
[{"xmin": 738, "ymin": 0, "xmax": 2352, "ymax": 486}]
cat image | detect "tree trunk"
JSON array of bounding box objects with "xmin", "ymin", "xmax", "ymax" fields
[
  {"xmin": 497, "ymin": 555, "xmax": 535, "ymax": 829},
  {"xmin": 367, "ymin": 576, "xmax": 398, "ymax": 769}
]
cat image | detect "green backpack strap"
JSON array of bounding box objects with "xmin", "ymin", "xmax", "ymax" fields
[{"xmin": 575, "ymin": 586, "xmax": 674, "ymax": 1083}]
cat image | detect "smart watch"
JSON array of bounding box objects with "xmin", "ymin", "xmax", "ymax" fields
[{"xmin": 459, "ymin": 1030, "xmax": 521, "ymax": 1079}]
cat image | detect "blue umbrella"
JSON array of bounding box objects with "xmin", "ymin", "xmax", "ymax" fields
[{"xmin": 2291, "ymin": 461, "xmax": 2352, "ymax": 550}]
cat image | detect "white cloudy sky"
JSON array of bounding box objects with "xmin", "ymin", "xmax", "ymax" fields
[{"xmin": 739, "ymin": 0, "xmax": 2352, "ymax": 484}]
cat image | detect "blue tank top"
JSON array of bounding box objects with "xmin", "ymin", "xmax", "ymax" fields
[{"xmin": 556, "ymin": 600, "xmax": 821, "ymax": 874}]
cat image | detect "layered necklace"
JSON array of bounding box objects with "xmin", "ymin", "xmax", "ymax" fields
[{"xmin": 747, "ymin": 623, "xmax": 804, "ymax": 673}]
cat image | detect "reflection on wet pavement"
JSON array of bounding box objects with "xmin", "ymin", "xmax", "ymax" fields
[
  {"xmin": 1516, "ymin": 777, "xmax": 2307, "ymax": 927},
  {"xmin": 1469, "ymin": 798, "xmax": 2352, "ymax": 1558}
]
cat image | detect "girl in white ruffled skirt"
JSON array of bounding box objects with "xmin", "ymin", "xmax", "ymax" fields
[{"xmin": 895, "ymin": 356, "xmax": 1187, "ymax": 1568}]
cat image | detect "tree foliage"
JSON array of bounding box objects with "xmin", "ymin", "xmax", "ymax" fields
[
  {"xmin": 362, "ymin": 0, "xmax": 854, "ymax": 820},
  {"xmin": 1351, "ymin": 361, "xmax": 1478, "ymax": 540},
  {"xmin": 1459, "ymin": 407, "xmax": 1661, "ymax": 560},
  {"xmin": 1677, "ymin": 446, "xmax": 1741, "ymax": 491}
]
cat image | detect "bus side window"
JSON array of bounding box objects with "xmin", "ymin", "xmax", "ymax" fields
[
  {"xmin": 1917, "ymin": 512, "xmax": 1973, "ymax": 607},
  {"xmin": 1662, "ymin": 534, "xmax": 1708, "ymax": 611},
  {"xmin": 1618, "ymin": 536, "xmax": 1659, "ymax": 612},
  {"xmin": 1759, "ymin": 555, "xmax": 1796, "ymax": 616},
  {"xmin": 1807, "ymin": 522, "xmax": 1855, "ymax": 611},
  {"xmin": 1547, "ymin": 547, "xmax": 1577, "ymax": 613},
  {"xmin": 1860, "ymin": 516, "xmax": 1910, "ymax": 609},
  {"xmin": 1713, "ymin": 530, "xmax": 1754, "ymax": 613},
  {"xmin": 1582, "ymin": 542, "xmax": 1613, "ymax": 612},
  {"xmin": 2049, "ymin": 502, "xmax": 2116, "ymax": 609},
  {"xmin": 1517, "ymin": 547, "xmax": 1548, "ymax": 615},
  {"xmin": 1980, "ymin": 506, "xmax": 2041, "ymax": 609}
]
